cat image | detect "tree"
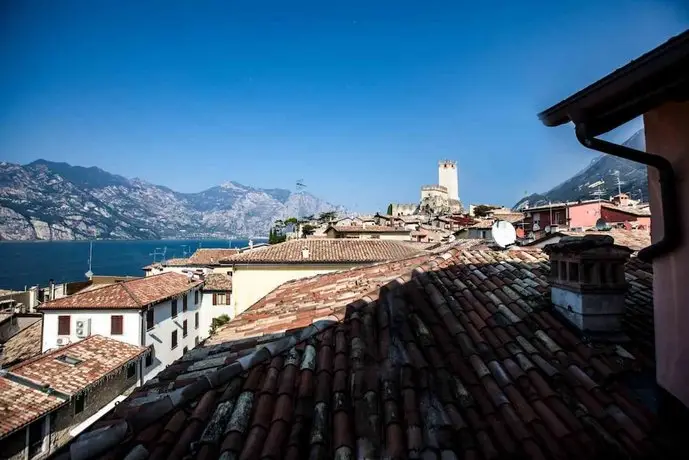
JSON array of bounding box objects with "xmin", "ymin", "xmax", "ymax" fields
[
  {"xmin": 473, "ymin": 205, "xmax": 499, "ymax": 218},
  {"xmin": 209, "ymin": 314, "xmax": 231, "ymax": 335},
  {"xmin": 302, "ymin": 224, "xmax": 316, "ymax": 238},
  {"xmin": 284, "ymin": 217, "xmax": 298, "ymax": 225},
  {"xmin": 318, "ymin": 211, "xmax": 337, "ymax": 223},
  {"xmin": 387, "ymin": 204, "xmax": 393, "ymax": 215}
]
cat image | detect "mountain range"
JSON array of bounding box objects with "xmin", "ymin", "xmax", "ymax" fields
[
  {"xmin": 513, "ymin": 129, "xmax": 648, "ymax": 209},
  {"xmin": 0, "ymin": 160, "xmax": 346, "ymax": 240}
]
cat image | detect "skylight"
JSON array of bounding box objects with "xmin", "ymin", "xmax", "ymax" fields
[{"xmin": 55, "ymin": 355, "xmax": 83, "ymax": 365}]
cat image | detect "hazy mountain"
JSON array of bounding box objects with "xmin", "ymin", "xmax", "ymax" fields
[
  {"xmin": 514, "ymin": 129, "xmax": 648, "ymax": 209},
  {"xmin": 0, "ymin": 160, "xmax": 346, "ymax": 240}
]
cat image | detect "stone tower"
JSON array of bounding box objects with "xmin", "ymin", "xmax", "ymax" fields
[{"xmin": 438, "ymin": 160, "xmax": 459, "ymax": 201}]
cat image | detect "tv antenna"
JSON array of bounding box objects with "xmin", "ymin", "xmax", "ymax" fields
[
  {"xmin": 611, "ymin": 170, "xmax": 625, "ymax": 196},
  {"xmin": 492, "ymin": 220, "xmax": 517, "ymax": 248},
  {"xmin": 181, "ymin": 245, "xmax": 189, "ymax": 257},
  {"xmin": 150, "ymin": 246, "xmax": 167, "ymax": 263},
  {"xmin": 590, "ymin": 181, "xmax": 605, "ymax": 200}
]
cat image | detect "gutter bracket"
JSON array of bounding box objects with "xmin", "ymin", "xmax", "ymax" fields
[{"xmin": 572, "ymin": 119, "xmax": 682, "ymax": 262}]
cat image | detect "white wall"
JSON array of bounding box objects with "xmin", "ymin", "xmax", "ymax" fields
[
  {"xmin": 41, "ymin": 287, "xmax": 203, "ymax": 383},
  {"xmin": 42, "ymin": 309, "xmax": 141, "ymax": 352},
  {"xmin": 199, "ymin": 291, "xmax": 234, "ymax": 341},
  {"xmin": 232, "ymin": 264, "xmax": 361, "ymax": 316}
]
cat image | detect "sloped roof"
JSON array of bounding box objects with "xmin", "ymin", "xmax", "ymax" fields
[
  {"xmin": 222, "ymin": 239, "xmax": 423, "ymax": 264},
  {"xmin": 0, "ymin": 319, "xmax": 42, "ymax": 368},
  {"xmin": 189, "ymin": 249, "xmax": 240, "ymax": 265},
  {"xmin": 0, "ymin": 376, "xmax": 66, "ymax": 438},
  {"xmin": 10, "ymin": 335, "xmax": 147, "ymax": 395},
  {"xmin": 39, "ymin": 272, "xmax": 202, "ymax": 310},
  {"xmin": 528, "ymin": 229, "xmax": 651, "ymax": 252},
  {"xmin": 328, "ymin": 225, "xmax": 411, "ymax": 233},
  {"xmin": 203, "ymin": 274, "xmax": 233, "ymax": 292},
  {"xmin": 601, "ymin": 203, "xmax": 652, "ymax": 217},
  {"xmin": 60, "ymin": 244, "xmax": 659, "ymax": 460}
]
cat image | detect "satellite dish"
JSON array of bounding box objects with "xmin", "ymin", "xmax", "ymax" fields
[
  {"xmin": 492, "ymin": 220, "xmax": 516, "ymax": 248},
  {"xmin": 85, "ymin": 270, "xmax": 93, "ymax": 279},
  {"xmin": 595, "ymin": 218, "xmax": 610, "ymax": 231},
  {"xmin": 532, "ymin": 222, "xmax": 540, "ymax": 231},
  {"xmin": 544, "ymin": 225, "xmax": 551, "ymax": 233}
]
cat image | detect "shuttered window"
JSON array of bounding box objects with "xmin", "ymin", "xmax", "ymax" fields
[
  {"xmin": 171, "ymin": 299, "xmax": 178, "ymax": 318},
  {"xmin": 182, "ymin": 295, "xmax": 188, "ymax": 312},
  {"xmin": 183, "ymin": 320, "xmax": 188, "ymax": 338},
  {"xmin": 171, "ymin": 330, "xmax": 178, "ymax": 349},
  {"xmin": 111, "ymin": 315, "xmax": 123, "ymax": 335},
  {"xmin": 58, "ymin": 316, "xmax": 70, "ymax": 335}
]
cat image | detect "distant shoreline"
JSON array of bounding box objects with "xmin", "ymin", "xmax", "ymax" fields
[{"xmin": 0, "ymin": 237, "xmax": 269, "ymax": 244}]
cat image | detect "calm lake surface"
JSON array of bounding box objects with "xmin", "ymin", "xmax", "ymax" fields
[{"xmin": 0, "ymin": 239, "xmax": 261, "ymax": 291}]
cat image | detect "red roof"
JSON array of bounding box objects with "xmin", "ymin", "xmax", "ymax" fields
[
  {"xmin": 10, "ymin": 335, "xmax": 147, "ymax": 395},
  {"xmin": 39, "ymin": 272, "xmax": 201, "ymax": 310},
  {"xmin": 0, "ymin": 377, "xmax": 66, "ymax": 438}
]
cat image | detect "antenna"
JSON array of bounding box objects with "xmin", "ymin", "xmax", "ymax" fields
[
  {"xmin": 611, "ymin": 170, "xmax": 625, "ymax": 196},
  {"xmin": 590, "ymin": 181, "xmax": 605, "ymax": 200},
  {"xmin": 492, "ymin": 220, "xmax": 517, "ymax": 248},
  {"xmin": 181, "ymin": 245, "xmax": 189, "ymax": 257},
  {"xmin": 85, "ymin": 229, "xmax": 96, "ymax": 279},
  {"xmin": 296, "ymin": 179, "xmax": 307, "ymax": 223}
]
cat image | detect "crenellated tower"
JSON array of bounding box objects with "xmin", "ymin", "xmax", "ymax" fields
[{"xmin": 438, "ymin": 160, "xmax": 459, "ymax": 202}]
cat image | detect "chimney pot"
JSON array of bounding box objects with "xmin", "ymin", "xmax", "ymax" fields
[{"xmin": 544, "ymin": 235, "xmax": 632, "ymax": 337}]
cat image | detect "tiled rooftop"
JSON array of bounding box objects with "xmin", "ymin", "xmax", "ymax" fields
[
  {"xmin": 529, "ymin": 229, "xmax": 652, "ymax": 252},
  {"xmin": 601, "ymin": 203, "xmax": 652, "ymax": 217},
  {"xmin": 222, "ymin": 239, "xmax": 424, "ymax": 264},
  {"xmin": 203, "ymin": 273, "xmax": 233, "ymax": 292},
  {"xmin": 0, "ymin": 319, "xmax": 42, "ymax": 368},
  {"xmin": 0, "ymin": 376, "xmax": 66, "ymax": 438},
  {"xmin": 189, "ymin": 249, "xmax": 240, "ymax": 265},
  {"xmin": 10, "ymin": 335, "xmax": 147, "ymax": 395},
  {"xmin": 39, "ymin": 272, "xmax": 202, "ymax": 310},
  {"xmin": 328, "ymin": 225, "xmax": 412, "ymax": 233},
  {"xmin": 61, "ymin": 244, "xmax": 661, "ymax": 460}
]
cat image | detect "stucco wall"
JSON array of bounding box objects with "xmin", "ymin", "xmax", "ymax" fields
[
  {"xmin": 644, "ymin": 101, "xmax": 689, "ymax": 408},
  {"xmin": 42, "ymin": 309, "xmax": 141, "ymax": 352},
  {"xmin": 232, "ymin": 264, "xmax": 361, "ymax": 315},
  {"xmin": 567, "ymin": 202, "xmax": 602, "ymax": 228},
  {"xmin": 200, "ymin": 291, "xmax": 233, "ymax": 340}
]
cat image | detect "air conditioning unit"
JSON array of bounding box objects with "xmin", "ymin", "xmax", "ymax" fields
[
  {"xmin": 75, "ymin": 318, "xmax": 91, "ymax": 338},
  {"xmin": 56, "ymin": 337, "xmax": 70, "ymax": 346}
]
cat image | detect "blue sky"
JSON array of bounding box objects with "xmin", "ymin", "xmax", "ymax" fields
[{"xmin": 1, "ymin": 1, "xmax": 687, "ymax": 212}]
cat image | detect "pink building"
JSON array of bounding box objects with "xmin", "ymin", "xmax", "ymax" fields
[
  {"xmin": 539, "ymin": 29, "xmax": 689, "ymax": 421},
  {"xmin": 524, "ymin": 199, "xmax": 649, "ymax": 231}
]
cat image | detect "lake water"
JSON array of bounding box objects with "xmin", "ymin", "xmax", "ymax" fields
[{"xmin": 0, "ymin": 239, "xmax": 260, "ymax": 291}]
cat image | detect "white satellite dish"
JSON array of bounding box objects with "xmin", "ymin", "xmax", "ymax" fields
[
  {"xmin": 544, "ymin": 225, "xmax": 551, "ymax": 233},
  {"xmin": 532, "ymin": 222, "xmax": 540, "ymax": 231},
  {"xmin": 492, "ymin": 220, "xmax": 516, "ymax": 248}
]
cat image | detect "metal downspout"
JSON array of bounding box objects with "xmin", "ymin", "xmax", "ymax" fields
[{"xmin": 574, "ymin": 122, "xmax": 682, "ymax": 262}]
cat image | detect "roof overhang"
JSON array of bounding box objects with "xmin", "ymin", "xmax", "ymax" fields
[{"xmin": 538, "ymin": 30, "xmax": 689, "ymax": 136}]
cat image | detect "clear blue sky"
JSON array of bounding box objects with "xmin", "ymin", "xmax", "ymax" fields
[{"xmin": 1, "ymin": 1, "xmax": 687, "ymax": 212}]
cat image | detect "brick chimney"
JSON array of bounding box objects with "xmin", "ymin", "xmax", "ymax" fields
[{"xmin": 544, "ymin": 234, "xmax": 633, "ymax": 337}]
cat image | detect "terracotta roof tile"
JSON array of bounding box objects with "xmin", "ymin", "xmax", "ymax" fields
[
  {"xmin": 10, "ymin": 335, "xmax": 147, "ymax": 394},
  {"xmin": 63, "ymin": 244, "xmax": 661, "ymax": 460},
  {"xmin": 222, "ymin": 239, "xmax": 424, "ymax": 264},
  {"xmin": 203, "ymin": 273, "xmax": 232, "ymax": 291},
  {"xmin": 0, "ymin": 318, "xmax": 42, "ymax": 367},
  {"xmin": 189, "ymin": 248, "xmax": 240, "ymax": 265},
  {"xmin": 0, "ymin": 377, "xmax": 66, "ymax": 437},
  {"xmin": 328, "ymin": 225, "xmax": 411, "ymax": 233},
  {"xmin": 39, "ymin": 272, "xmax": 201, "ymax": 310}
]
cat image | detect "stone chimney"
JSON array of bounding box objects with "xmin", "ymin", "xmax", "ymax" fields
[
  {"xmin": 544, "ymin": 234, "xmax": 632, "ymax": 337},
  {"xmin": 302, "ymin": 247, "xmax": 310, "ymax": 259}
]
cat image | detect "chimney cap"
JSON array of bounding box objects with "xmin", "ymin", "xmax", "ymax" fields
[{"xmin": 544, "ymin": 234, "xmax": 632, "ymax": 256}]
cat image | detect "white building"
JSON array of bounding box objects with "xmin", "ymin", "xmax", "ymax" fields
[
  {"xmin": 38, "ymin": 272, "xmax": 203, "ymax": 382},
  {"xmin": 199, "ymin": 273, "xmax": 233, "ymax": 340}
]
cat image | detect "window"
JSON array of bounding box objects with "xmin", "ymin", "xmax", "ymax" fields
[
  {"xmin": 146, "ymin": 309, "xmax": 154, "ymax": 330},
  {"xmin": 74, "ymin": 393, "xmax": 86, "ymax": 414},
  {"xmin": 183, "ymin": 320, "xmax": 188, "ymax": 338},
  {"xmin": 171, "ymin": 299, "xmax": 178, "ymax": 318},
  {"xmin": 126, "ymin": 362, "xmax": 136, "ymax": 378},
  {"xmin": 194, "ymin": 290, "xmax": 199, "ymax": 304},
  {"xmin": 111, "ymin": 315, "xmax": 124, "ymax": 335},
  {"xmin": 145, "ymin": 346, "xmax": 154, "ymax": 367},
  {"xmin": 171, "ymin": 330, "xmax": 178, "ymax": 349},
  {"xmin": 216, "ymin": 292, "xmax": 226, "ymax": 305},
  {"xmin": 183, "ymin": 295, "xmax": 188, "ymax": 312},
  {"xmin": 55, "ymin": 355, "xmax": 82, "ymax": 365},
  {"xmin": 58, "ymin": 315, "xmax": 70, "ymax": 335},
  {"xmin": 28, "ymin": 420, "xmax": 45, "ymax": 457},
  {"xmin": 195, "ymin": 312, "xmax": 199, "ymax": 329},
  {"xmin": 183, "ymin": 346, "xmax": 188, "ymax": 354}
]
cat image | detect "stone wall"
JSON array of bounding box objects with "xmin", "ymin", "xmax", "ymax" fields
[{"xmin": 49, "ymin": 364, "xmax": 138, "ymax": 453}]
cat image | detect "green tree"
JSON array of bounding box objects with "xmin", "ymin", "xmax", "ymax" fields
[
  {"xmin": 302, "ymin": 224, "xmax": 316, "ymax": 238},
  {"xmin": 387, "ymin": 204, "xmax": 393, "ymax": 215},
  {"xmin": 318, "ymin": 211, "xmax": 337, "ymax": 223},
  {"xmin": 473, "ymin": 205, "xmax": 499, "ymax": 218},
  {"xmin": 284, "ymin": 217, "xmax": 298, "ymax": 225},
  {"xmin": 209, "ymin": 314, "xmax": 231, "ymax": 336}
]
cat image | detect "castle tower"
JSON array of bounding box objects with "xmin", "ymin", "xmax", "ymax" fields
[{"xmin": 438, "ymin": 160, "xmax": 459, "ymax": 201}]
